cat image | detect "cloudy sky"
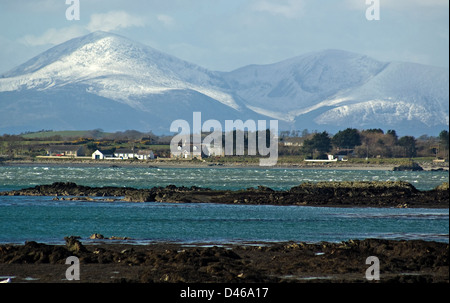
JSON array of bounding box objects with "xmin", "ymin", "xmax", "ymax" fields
[{"xmin": 0, "ymin": 0, "xmax": 448, "ymax": 73}]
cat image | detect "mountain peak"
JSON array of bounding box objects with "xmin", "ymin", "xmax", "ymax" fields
[
  {"xmin": 2, "ymin": 31, "xmax": 144, "ymax": 78},
  {"xmin": 84, "ymin": 30, "xmax": 116, "ymax": 38}
]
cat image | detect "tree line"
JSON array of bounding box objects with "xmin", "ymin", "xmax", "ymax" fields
[{"xmin": 290, "ymin": 128, "xmax": 449, "ymax": 159}]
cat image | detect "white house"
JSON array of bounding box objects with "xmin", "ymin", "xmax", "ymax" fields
[
  {"xmin": 172, "ymin": 143, "xmax": 218, "ymax": 159},
  {"xmin": 92, "ymin": 150, "xmax": 114, "ymax": 160},
  {"xmin": 114, "ymin": 148, "xmax": 135, "ymax": 159},
  {"xmin": 136, "ymin": 150, "xmax": 155, "ymax": 160},
  {"xmin": 171, "ymin": 137, "xmax": 224, "ymax": 159},
  {"xmin": 113, "ymin": 148, "xmax": 155, "ymax": 160},
  {"xmin": 172, "ymin": 144, "xmax": 203, "ymax": 159},
  {"xmin": 92, "ymin": 149, "xmax": 154, "ymax": 160},
  {"xmin": 203, "ymin": 143, "xmax": 224, "ymax": 157}
]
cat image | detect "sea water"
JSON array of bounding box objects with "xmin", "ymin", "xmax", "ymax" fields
[
  {"xmin": 0, "ymin": 165, "xmax": 448, "ymax": 191},
  {"xmin": 0, "ymin": 166, "xmax": 448, "ymax": 244}
]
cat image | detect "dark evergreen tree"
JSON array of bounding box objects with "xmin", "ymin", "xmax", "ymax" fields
[
  {"xmin": 332, "ymin": 128, "xmax": 361, "ymax": 149},
  {"xmin": 397, "ymin": 136, "xmax": 417, "ymax": 158},
  {"xmin": 302, "ymin": 131, "xmax": 332, "ymax": 158}
]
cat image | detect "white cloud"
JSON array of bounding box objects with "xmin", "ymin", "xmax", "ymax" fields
[
  {"xmin": 16, "ymin": 10, "xmax": 151, "ymax": 47},
  {"xmin": 19, "ymin": 26, "xmax": 86, "ymax": 46},
  {"xmin": 251, "ymin": 0, "xmax": 304, "ymax": 19},
  {"xmin": 86, "ymin": 11, "xmax": 145, "ymax": 32},
  {"xmin": 157, "ymin": 14, "xmax": 175, "ymax": 27}
]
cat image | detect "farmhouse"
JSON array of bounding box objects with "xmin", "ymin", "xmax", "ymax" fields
[
  {"xmin": 171, "ymin": 143, "xmax": 223, "ymax": 159},
  {"xmin": 203, "ymin": 143, "xmax": 224, "ymax": 157},
  {"xmin": 113, "ymin": 148, "xmax": 155, "ymax": 160},
  {"xmin": 114, "ymin": 148, "xmax": 135, "ymax": 159},
  {"xmin": 92, "ymin": 149, "xmax": 155, "ymax": 160},
  {"xmin": 136, "ymin": 150, "xmax": 155, "ymax": 160},
  {"xmin": 172, "ymin": 143, "xmax": 204, "ymax": 159},
  {"xmin": 46, "ymin": 145, "xmax": 83, "ymax": 157}
]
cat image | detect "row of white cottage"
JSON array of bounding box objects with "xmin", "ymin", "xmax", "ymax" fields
[{"xmin": 92, "ymin": 148, "xmax": 155, "ymax": 160}]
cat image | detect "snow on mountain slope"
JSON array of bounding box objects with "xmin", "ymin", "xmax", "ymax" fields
[
  {"xmin": 314, "ymin": 61, "xmax": 449, "ymax": 128},
  {"xmin": 224, "ymin": 49, "xmax": 388, "ymax": 121},
  {"xmin": 0, "ymin": 31, "xmax": 240, "ymax": 111}
]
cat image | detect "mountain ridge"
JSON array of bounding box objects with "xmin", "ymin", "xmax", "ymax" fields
[{"xmin": 0, "ymin": 31, "xmax": 448, "ymax": 136}]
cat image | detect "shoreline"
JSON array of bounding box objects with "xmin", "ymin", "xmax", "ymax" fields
[
  {"xmin": 2, "ymin": 158, "xmax": 448, "ymax": 171},
  {"xmin": 0, "ymin": 159, "xmax": 395, "ymax": 170},
  {"xmin": 1, "ymin": 238, "xmax": 448, "ymax": 283}
]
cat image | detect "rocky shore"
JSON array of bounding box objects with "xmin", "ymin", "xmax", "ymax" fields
[
  {"xmin": 1, "ymin": 181, "xmax": 448, "ymax": 208},
  {"xmin": 0, "ymin": 237, "xmax": 447, "ymax": 283}
]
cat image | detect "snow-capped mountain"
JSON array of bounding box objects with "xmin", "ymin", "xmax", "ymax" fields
[
  {"xmin": 225, "ymin": 49, "xmax": 449, "ymax": 135},
  {"xmin": 0, "ymin": 31, "xmax": 448, "ymax": 135},
  {"xmin": 1, "ymin": 32, "xmax": 235, "ymax": 108},
  {"xmin": 0, "ymin": 31, "xmax": 261, "ymax": 134},
  {"xmin": 224, "ymin": 49, "xmax": 388, "ymax": 122}
]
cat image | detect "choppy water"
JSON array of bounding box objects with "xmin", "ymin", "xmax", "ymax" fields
[
  {"xmin": 0, "ymin": 165, "xmax": 448, "ymax": 191},
  {"xmin": 0, "ymin": 165, "xmax": 448, "ymax": 244}
]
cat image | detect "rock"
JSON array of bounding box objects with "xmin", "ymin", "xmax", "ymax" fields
[
  {"xmin": 1, "ymin": 239, "xmax": 448, "ymax": 283},
  {"xmin": 109, "ymin": 236, "xmax": 130, "ymax": 240},
  {"xmin": 393, "ymin": 162, "xmax": 424, "ymax": 171},
  {"xmin": 435, "ymin": 182, "xmax": 449, "ymax": 191},
  {"xmin": 290, "ymin": 181, "xmax": 418, "ymax": 199},
  {"xmin": 88, "ymin": 234, "xmax": 130, "ymax": 240},
  {"xmin": 1, "ymin": 180, "xmax": 447, "ymax": 208},
  {"xmin": 124, "ymin": 190, "xmax": 155, "ymax": 202},
  {"xmin": 89, "ymin": 233, "xmax": 105, "ymax": 239},
  {"xmin": 64, "ymin": 236, "xmax": 88, "ymax": 253},
  {"xmin": 257, "ymin": 186, "xmax": 274, "ymax": 192}
]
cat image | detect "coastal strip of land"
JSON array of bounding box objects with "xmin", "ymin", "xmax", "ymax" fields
[
  {"xmin": 1, "ymin": 181, "xmax": 448, "ymax": 208},
  {"xmin": 1, "ymin": 157, "xmax": 449, "ymax": 171}
]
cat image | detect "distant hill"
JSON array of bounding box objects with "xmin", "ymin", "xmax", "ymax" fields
[
  {"xmin": 20, "ymin": 130, "xmax": 108, "ymax": 139},
  {"xmin": 0, "ymin": 31, "xmax": 448, "ymax": 136}
]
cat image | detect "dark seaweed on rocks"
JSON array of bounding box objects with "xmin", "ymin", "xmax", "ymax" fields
[{"xmin": 0, "ymin": 239, "xmax": 448, "ymax": 283}]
